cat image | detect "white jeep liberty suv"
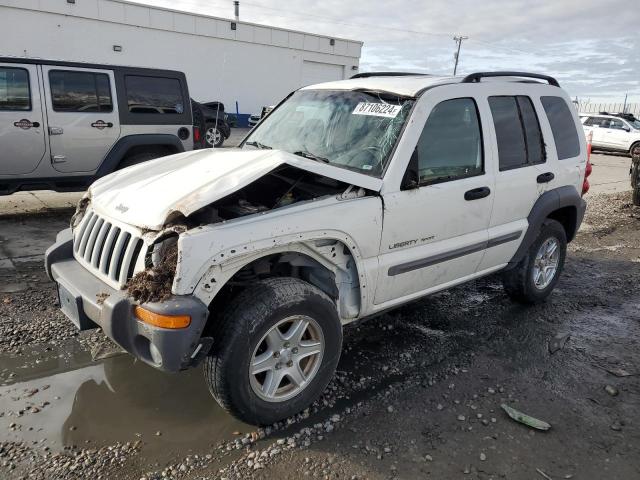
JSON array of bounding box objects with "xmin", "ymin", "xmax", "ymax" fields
[{"xmin": 46, "ymin": 71, "xmax": 589, "ymax": 425}]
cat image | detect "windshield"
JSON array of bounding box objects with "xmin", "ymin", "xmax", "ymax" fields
[
  {"xmin": 629, "ymin": 119, "xmax": 640, "ymax": 130},
  {"xmin": 242, "ymin": 90, "xmax": 415, "ymax": 177}
]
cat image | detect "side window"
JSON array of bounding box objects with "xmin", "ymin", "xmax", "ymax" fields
[
  {"xmin": 609, "ymin": 119, "xmax": 625, "ymax": 130},
  {"xmin": 540, "ymin": 96, "xmax": 580, "ymax": 159},
  {"xmin": 49, "ymin": 70, "xmax": 113, "ymax": 112},
  {"xmin": 0, "ymin": 67, "xmax": 30, "ymax": 111},
  {"xmin": 517, "ymin": 97, "xmax": 544, "ymax": 165},
  {"xmin": 124, "ymin": 75, "xmax": 184, "ymax": 114},
  {"xmin": 583, "ymin": 116, "xmax": 600, "ymax": 126},
  {"xmin": 415, "ymin": 98, "xmax": 483, "ymax": 185},
  {"xmin": 489, "ymin": 96, "xmax": 545, "ymax": 171}
]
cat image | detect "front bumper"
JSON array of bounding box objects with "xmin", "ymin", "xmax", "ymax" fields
[{"xmin": 45, "ymin": 229, "xmax": 210, "ymax": 372}]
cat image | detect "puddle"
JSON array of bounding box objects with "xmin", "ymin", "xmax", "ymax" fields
[{"xmin": 0, "ymin": 349, "xmax": 252, "ymax": 462}]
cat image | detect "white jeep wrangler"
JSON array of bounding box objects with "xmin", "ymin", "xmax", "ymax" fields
[{"xmin": 46, "ymin": 71, "xmax": 589, "ymax": 425}]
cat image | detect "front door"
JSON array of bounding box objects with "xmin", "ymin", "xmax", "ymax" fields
[
  {"xmin": 605, "ymin": 118, "xmax": 632, "ymax": 150},
  {"xmin": 375, "ymin": 94, "xmax": 494, "ymax": 305},
  {"xmin": 42, "ymin": 66, "xmax": 120, "ymax": 173},
  {"xmin": 0, "ymin": 63, "xmax": 46, "ymax": 175}
]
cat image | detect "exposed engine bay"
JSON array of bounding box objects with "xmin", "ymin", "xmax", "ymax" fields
[{"xmin": 174, "ymin": 165, "xmax": 359, "ymax": 228}]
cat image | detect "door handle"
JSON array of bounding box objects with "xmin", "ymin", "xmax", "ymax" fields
[
  {"xmin": 536, "ymin": 172, "xmax": 555, "ymax": 183},
  {"xmin": 52, "ymin": 155, "xmax": 67, "ymax": 164},
  {"xmin": 91, "ymin": 121, "xmax": 113, "ymax": 129},
  {"xmin": 464, "ymin": 186, "xmax": 491, "ymax": 201},
  {"xmin": 49, "ymin": 126, "xmax": 64, "ymax": 135}
]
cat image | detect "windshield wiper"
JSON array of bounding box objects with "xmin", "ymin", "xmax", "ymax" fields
[
  {"xmin": 245, "ymin": 140, "xmax": 272, "ymax": 149},
  {"xmin": 293, "ymin": 150, "xmax": 330, "ymax": 163}
]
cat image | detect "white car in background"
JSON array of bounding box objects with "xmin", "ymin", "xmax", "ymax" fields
[{"xmin": 580, "ymin": 113, "xmax": 640, "ymax": 156}]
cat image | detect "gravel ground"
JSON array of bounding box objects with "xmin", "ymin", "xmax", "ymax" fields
[{"xmin": 0, "ymin": 190, "xmax": 638, "ymax": 479}]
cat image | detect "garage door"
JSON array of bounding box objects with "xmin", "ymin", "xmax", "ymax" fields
[{"xmin": 301, "ymin": 61, "xmax": 344, "ymax": 86}]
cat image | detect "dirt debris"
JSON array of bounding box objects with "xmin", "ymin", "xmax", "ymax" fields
[{"xmin": 126, "ymin": 243, "xmax": 178, "ymax": 304}]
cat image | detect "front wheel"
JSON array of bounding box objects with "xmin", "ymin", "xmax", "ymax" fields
[
  {"xmin": 502, "ymin": 219, "xmax": 567, "ymax": 304},
  {"xmin": 204, "ymin": 278, "xmax": 342, "ymax": 425}
]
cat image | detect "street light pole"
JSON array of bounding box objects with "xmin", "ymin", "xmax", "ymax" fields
[{"xmin": 453, "ymin": 35, "xmax": 468, "ymax": 76}]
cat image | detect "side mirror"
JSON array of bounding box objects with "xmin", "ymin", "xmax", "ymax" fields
[{"xmin": 623, "ymin": 126, "xmax": 631, "ymax": 132}]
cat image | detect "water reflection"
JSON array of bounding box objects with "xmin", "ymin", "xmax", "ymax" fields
[{"xmin": 0, "ymin": 353, "xmax": 250, "ymax": 461}]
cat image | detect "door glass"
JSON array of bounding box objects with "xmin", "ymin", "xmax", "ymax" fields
[
  {"xmin": 517, "ymin": 97, "xmax": 545, "ymax": 165},
  {"xmin": 415, "ymin": 98, "xmax": 483, "ymax": 184},
  {"xmin": 0, "ymin": 67, "xmax": 30, "ymax": 111},
  {"xmin": 609, "ymin": 119, "xmax": 625, "ymax": 130},
  {"xmin": 49, "ymin": 70, "xmax": 113, "ymax": 112},
  {"xmin": 540, "ymin": 96, "xmax": 580, "ymax": 159},
  {"xmin": 489, "ymin": 96, "xmax": 527, "ymax": 170},
  {"xmin": 125, "ymin": 75, "xmax": 184, "ymax": 114}
]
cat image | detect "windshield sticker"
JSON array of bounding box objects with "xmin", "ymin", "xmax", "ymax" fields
[{"xmin": 352, "ymin": 102, "xmax": 402, "ymax": 118}]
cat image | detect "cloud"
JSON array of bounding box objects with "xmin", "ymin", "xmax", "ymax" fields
[{"xmin": 135, "ymin": 0, "xmax": 639, "ymax": 102}]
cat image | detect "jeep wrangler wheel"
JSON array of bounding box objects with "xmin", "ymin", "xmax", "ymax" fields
[
  {"xmin": 204, "ymin": 277, "xmax": 342, "ymax": 425},
  {"xmin": 502, "ymin": 219, "xmax": 567, "ymax": 304},
  {"xmin": 205, "ymin": 124, "xmax": 224, "ymax": 148}
]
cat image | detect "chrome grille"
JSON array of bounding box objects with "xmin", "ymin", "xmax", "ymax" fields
[{"xmin": 73, "ymin": 209, "xmax": 145, "ymax": 289}]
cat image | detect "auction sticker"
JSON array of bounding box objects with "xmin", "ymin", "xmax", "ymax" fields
[{"xmin": 352, "ymin": 102, "xmax": 402, "ymax": 118}]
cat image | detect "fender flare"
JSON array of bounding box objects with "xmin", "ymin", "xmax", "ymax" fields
[
  {"xmin": 97, "ymin": 134, "xmax": 185, "ymax": 177},
  {"xmin": 508, "ymin": 186, "xmax": 586, "ymax": 267}
]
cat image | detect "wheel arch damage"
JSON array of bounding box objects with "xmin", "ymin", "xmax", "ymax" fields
[{"xmin": 180, "ymin": 233, "xmax": 368, "ymax": 324}]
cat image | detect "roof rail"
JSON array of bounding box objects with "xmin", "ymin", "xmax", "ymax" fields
[
  {"xmin": 462, "ymin": 71, "xmax": 560, "ymax": 87},
  {"xmin": 350, "ymin": 71, "xmax": 430, "ymax": 79}
]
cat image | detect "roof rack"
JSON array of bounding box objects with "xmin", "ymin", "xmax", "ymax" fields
[
  {"xmin": 462, "ymin": 71, "xmax": 560, "ymax": 87},
  {"xmin": 350, "ymin": 71, "xmax": 430, "ymax": 79}
]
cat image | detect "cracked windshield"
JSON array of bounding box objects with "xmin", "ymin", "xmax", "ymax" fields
[{"xmin": 243, "ymin": 90, "xmax": 414, "ymax": 176}]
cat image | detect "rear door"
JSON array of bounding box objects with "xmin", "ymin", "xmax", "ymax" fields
[
  {"xmin": 478, "ymin": 94, "xmax": 552, "ymax": 271},
  {"xmin": 582, "ymin": 116, "xmax": 607, "ymax": 147},
  {"xmin": 0, "ymin": 63, "xmax": 46, "ymax": 175},
  {"xmin": 42, "ymin": 66, "xmax": 120, "ymax": 173}
]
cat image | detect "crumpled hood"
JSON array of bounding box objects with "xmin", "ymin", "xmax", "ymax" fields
[{"xmin": 89, "ymin": 148, "xmax": 382, "ymax": 230}]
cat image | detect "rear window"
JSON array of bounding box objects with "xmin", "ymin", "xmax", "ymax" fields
[
  {"xmin": 541, "ymin": 96, "xmax": 580, "ymax": 159},
  {"xmin": 0, "ymin": 67, "xmax": 30, "ymax": 111},
  {"xmin": 49, "ymin": 70, "xmax": 112, "ymax": 112},
  {"xmin": 125, "ymin": 75, "xmax": 184, "ymax": 114},
  {"xmin": 489, "ymin": 96, "xmax": 545, "ymax": 171}
]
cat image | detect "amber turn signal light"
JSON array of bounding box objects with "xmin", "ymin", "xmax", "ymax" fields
[{"xmin": 134, "ymin": 306, "xmax": 191, "ymax": 329}]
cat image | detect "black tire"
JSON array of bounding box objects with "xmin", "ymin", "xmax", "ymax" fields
[
  {"xmin": 502, "ymin": 219, "xmax": 567, "ymax": 304},
  {"xmin": 630, "ymin": 142, "xmax": 640, "ymax": 158},
  {"xmin": 632, "ymin": 161, "xmax": 640, "ymax": 206},
  {"xmin": 205, "ymin": 123, "xmax": 224, "ymax": 148},
  {"xmin": 118, "ymin": 149, "xmax": 166, "ymax": 170},
  {"xmin": 204, "ymin": 277, "xmax": 342, "ymax": 425}
]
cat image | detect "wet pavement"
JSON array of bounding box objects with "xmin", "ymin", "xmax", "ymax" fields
[{"xmin": 0, "ymin": 347, "xmax": 251, "ymax": 464}]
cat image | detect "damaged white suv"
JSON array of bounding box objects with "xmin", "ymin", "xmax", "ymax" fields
[{"xmin": 46, "ymin": 71, "xmax": 589, "ymax": 425}]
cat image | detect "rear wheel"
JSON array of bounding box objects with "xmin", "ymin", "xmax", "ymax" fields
[
  {"xmin": 502, "ymin": 219, "xmax": 567, "ymax": 304},
  {"xmin": 205, "ymin": 123, "xmax": 224, "ymax": 148},
  {"xmin": 204, "ymin": 277, "xmax": 342, "ymax": 425}
]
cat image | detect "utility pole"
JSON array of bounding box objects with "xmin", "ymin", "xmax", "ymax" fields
[{"xmin": 453, "ymin": 35, "xmax": 468, "ymax": 76}]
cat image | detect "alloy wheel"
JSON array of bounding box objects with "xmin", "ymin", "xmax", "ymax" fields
[
  {"xmin": 249, "ymin": 316, "xmax": 324, "ymax": 402},
  {"xmin": 533, "ymin": 237, "xmax": 560, "ymax": 290}
]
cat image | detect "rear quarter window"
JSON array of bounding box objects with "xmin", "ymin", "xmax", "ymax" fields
[
  {"xmin": 125, "ymin": 75, "xmax": 184, "ymax": 115},
  {"xmin": 541, "ymin": 96, "xmax": 580, "ymax": 159}
]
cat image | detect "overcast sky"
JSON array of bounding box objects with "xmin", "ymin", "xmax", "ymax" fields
[{"xmin": 137, "ymin": 0, "xmax": 638, "ymax": 104}]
